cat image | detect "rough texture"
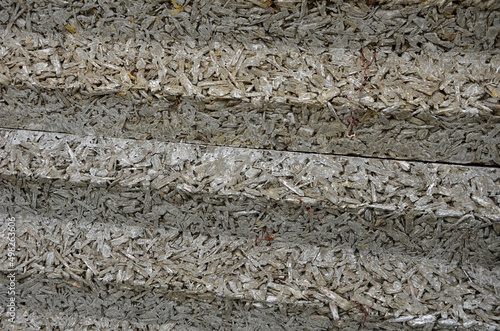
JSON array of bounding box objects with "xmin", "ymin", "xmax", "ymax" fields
[
  {"xmin": 0, "ymin": 129, "xmax": 499, "ymax": 330},
  {"xmin": 0, "ymin": 0, "xmax": 499, "ymax": 164},
  {"xmin": 0, "ymin": 0, "xmax": 499, "ymax": 330}
]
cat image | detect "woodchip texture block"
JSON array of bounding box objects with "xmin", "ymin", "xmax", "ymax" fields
[{"xmin": 0, "ymin": 0, "xmax": 499, "ymax": 329}]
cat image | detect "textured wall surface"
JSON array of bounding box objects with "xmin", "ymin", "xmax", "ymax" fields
[{"xmin": 0, "ymin": 0, "xmax": 499, "ymax": 330}]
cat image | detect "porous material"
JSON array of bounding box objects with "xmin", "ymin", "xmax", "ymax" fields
[
  {"xmin": 0, "ymin": 129, "xmax": 499, "ymax": 330},
  {"xmin": 0, "ymin": 0, "xmax": 499, "ymax": 330},
  {"xmin": 0, "ymin": 0, "xmax": 498, "ymax": 164}
]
